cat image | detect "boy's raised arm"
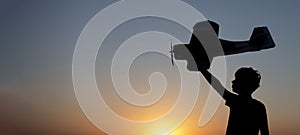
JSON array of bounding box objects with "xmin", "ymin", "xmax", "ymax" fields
[{"xmin": 199, "ymin": 69, "xmax": 232, "ymax": 100}]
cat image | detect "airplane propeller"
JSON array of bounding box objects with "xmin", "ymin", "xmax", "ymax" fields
[{"xmin": 169, "ymin": 40, "xmax": 174, "ymax": 66}]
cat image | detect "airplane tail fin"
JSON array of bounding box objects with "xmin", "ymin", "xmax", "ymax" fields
[{"xmin": 249, "ymin": 27, "xmax": 275, "ymax": 50}]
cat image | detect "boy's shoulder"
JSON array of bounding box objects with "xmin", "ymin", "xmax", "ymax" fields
[
  {"xmin": 226, "ymin": 95, "xmax": 266, "ymax": 109},
  {"xmin": 251, "ymin": 98, "xmax": 267, "ymax": 109}
]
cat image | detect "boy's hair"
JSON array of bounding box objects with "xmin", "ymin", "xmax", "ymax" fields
[{"xmin": 235, "ymin": 67, "xmax": 261, "ymax": 92}]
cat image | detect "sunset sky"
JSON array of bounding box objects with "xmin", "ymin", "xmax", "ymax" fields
[{"xmin": 0, "ymin": 0, "xmax": 299, "ymax": 135}]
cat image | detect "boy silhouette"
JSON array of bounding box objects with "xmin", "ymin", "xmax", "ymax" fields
[{"xmin": 200, "ymin": 67, "xmax": 269, "ymax": 135}]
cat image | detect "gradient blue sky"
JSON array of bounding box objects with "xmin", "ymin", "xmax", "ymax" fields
[{"xmin": 0, "ymin": 0, "xmax": 299, "ymax": 135}]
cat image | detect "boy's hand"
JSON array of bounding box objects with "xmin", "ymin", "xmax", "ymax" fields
[{"xmin": 195, "ymin": 55, "xmax": 211, "ymax": 72}]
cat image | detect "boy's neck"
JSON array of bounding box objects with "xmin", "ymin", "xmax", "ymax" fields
[{"xmin": 238, "ymin": 94, "xmax": 253, "ymax": 99}]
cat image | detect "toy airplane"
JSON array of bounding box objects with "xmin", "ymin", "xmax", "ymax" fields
[{"xmin": 170, "ymin": 20, "xmax": 275, "ymax": 71}]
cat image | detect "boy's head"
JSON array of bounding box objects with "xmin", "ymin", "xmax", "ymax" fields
[{"xmin": 232, "ymin": 67, "xmax": 261, "ymax": 96}]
